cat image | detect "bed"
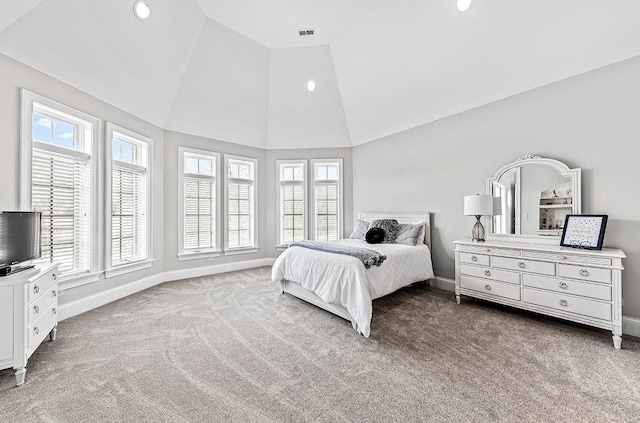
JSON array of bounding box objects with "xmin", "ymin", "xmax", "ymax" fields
[{"xmin": 271, "ymin": 212, "xmax": 434, "ymax": 337}]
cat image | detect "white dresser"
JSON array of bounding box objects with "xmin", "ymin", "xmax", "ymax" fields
[
  {"xmin": 0, "ymin": 263, "xmax": 59, "ymax": 385},
  {"xmin": 454, "ymin": 240, "xmax": 625, "ymax": 348}
]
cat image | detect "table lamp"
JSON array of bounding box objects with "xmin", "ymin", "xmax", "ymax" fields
[{"xmin": 464, "ymin": 194, "xmax": 494, "ymax": 242}]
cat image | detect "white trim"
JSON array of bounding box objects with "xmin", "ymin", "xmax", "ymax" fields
[
  {"xmin": 104, "ymin": 259, "xmax": 154, "ymax": 279},
  {"xmin": 57, "ymin": 258, "xmax": 276, "ymax": 321},
  {"xmin": 622, "ymin": 316, "xmax": 640, "ymax": 338},
  {"xmin": 177, "ymin": 250, "xmax": 222, "ymax": 261},
  {"xmin": 276, "ymin": 159, "xmax": 308, "ymax": 245},
  {"xmin": 223, "ymin": 247, "xmax": 260, "ymax": 256},
  {"xmin": 430, "ymin": 275, "xmax": 455, "ymax": 292},
  {"xmin": 223, "ymin": 154, "xmax": 258, "ymax": 251},
  {"xmin": 58, "ymin": 272, "xmax": 101, "ymax": 290},
  {"xmin": 310, "ymin": 158, "xmax": 344, "ymax": 241}
]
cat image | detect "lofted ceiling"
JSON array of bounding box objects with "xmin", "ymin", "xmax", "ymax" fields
[{"xmin": 1, "ymin": 0, "xmax": 639, "ymax": 149}]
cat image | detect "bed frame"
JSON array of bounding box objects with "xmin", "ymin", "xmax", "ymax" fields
[{"xmin": 279, "ymin": 212, "xmax": 432, "ymax": 333}]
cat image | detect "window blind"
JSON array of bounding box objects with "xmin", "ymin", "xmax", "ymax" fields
[
  {"xmin": 184, "ymin": 175, "xmax": 215, "ymax": 250},
  {"xmin": 31, "ymin": 149, "xmax": 91, "ymax": 274},
  {"xmin": 112, "ymin": 163, "xmax": 147, "ymax": 266},
  {"xmin": 228, "ymin": 181, "xmax": 252, "ymax": 248},
  {"xmin": 281, "ymin": 184, "xmax": 304, "ymax": 243},
  {"xmin": 314, "ymin": 183, "xmax": 339, "ymax": 242}
]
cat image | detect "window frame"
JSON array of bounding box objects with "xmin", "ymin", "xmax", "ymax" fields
[
  {"xmin": 223, "ymin": 154, "xmax": 258, "ymax": 255},
  {"xmin": 177, "ymin": 146, "xmax": 221, "ymax": 261},
  {"xmin": 20, "ymin": 89, "xmax": 101, "ymax": 288},
  {"xmin": 104, "ymin": 122, "xmax": 153, "ymax": 278},
  {"xmin": 310, "ymin": 158, "xmax": 344, "ymax": 242},
  {"xmin": 276, "ymin": 159, "xmax": 308, "ymax": 249}
]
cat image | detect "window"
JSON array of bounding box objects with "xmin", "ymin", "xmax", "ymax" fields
[
  {"xmin": 105, "ymin": 123, "xmax": 152, "ymax": 275},
  {"xmin": 178, "ymin": 147, "xmax": 220, "ymax": 260},
  {"xmin": 224, "ymin": 155, "xmax": 258, "ymax": 253},
  {"xmin": 311, "ymin": 159, "xmax": 343, "ymax": 242},
  {"xmin": 20, "ymin": 90, "xmax": 100, "ymax": 284},
  {"xmin": 276, "ymin": 160, "xmax": 307, "ymax": 246}
]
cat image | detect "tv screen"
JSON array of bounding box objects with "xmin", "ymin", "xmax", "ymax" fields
[{"xmin": 0, "ymin": 211, "xmax": 42, "ymax": 268}]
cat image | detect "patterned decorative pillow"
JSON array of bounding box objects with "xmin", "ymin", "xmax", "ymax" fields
[
  {"xmin": 368, "ymin": 219, "xmax": 399, "ymax": 244},
  {"xmin": 349, "ymin": 219, "xmax": 369, "ymax": 240},
  {"xmin": 365, "ymin": 227, "xmax": 385, "ymax": 244},
  {"xmin": 395, "ymin": 222, "xmax": 424, "ymax": 246}
]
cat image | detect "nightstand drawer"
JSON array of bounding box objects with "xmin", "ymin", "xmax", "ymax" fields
[
  {"xmin": 460, "ymin": 264, "xmax": 520, "ymax": 285},
  {"xmin": 27, "ymin": 268, "xmax": 57, "ymax": 303},
  {"xmin": 523, "ymin": 288, "xmax": 611, "ymax": 321},
  {"xmin": 27, "ymin": 303, "xmax": 57, "ymax": 353},
  {"xmin": 458, "ymin": 244, "xmax": 520, "ymax": 256},
  {"xmin": 28, "ymin": 285, "xmax": 58, "ymax": 325},
  {"xmin": 492, "ymin": 256, "xmax": 555, "ymax": 276},
  {"xmin": 522, "ymin": 274, "xmax": 611, "ymax": 301},
  {"xmin": 460, "ymin": 275, "xmax": 521, "ymax": 301},
  {"xmin": 522, "ymin": 251, "xmax": 612, "ymax": 266},
  {"xmin": 459, "ymin": 252, "xmax": 490, "ymax": 266},
  {"xmin": 558, "ymin": 264, "xmax": 611, "ymax": 284}
]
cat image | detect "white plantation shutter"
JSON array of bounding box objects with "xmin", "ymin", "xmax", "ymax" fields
[
  {"xmin": 228, "ymin": 181, "xmax": 252, "ymax": 248},
  {"xmin": 111, "ymin": 162, "xmax": 147, "ymax": 266},
  {"xmin": 31, "ymin": 148, "xmax": 91, "ymax": 274},
  {"xmin": 281, "ymin": 184, "xmax": 304, "ymax": 243},
  {"xmin": 184, "ymin": 175, "xmax": 215, "ymax": 250},
  {"xmin": 314, "ymin": 183, "xmax": 339, "ymax": 242}
]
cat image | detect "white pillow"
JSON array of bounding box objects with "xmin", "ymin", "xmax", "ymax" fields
[
  {"xmin": 395, "ymin": 222, "xmax": 424, "ymax": 246},
  {"xmin": 349, "ymin": 219, "xmax": 369, "ymax": 240}
]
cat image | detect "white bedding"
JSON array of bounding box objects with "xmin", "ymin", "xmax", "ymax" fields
[{"xmin": 271, "ymin": 239, "xmax": 434, "ymax": 337}]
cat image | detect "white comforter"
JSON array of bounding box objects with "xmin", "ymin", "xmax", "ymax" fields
[{"xmin": 271, "ymin": 239, "xmax": 434, "ymax": 337}]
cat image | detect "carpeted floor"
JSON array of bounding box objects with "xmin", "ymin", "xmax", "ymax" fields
[{"xmin": 1, "ymin": 266, "xmax": 639, "ymax": 422}]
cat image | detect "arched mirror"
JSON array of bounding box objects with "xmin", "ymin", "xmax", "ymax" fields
[{"xmin": 486, "ymin": 155, "xmax": 581, "ymax": 243}]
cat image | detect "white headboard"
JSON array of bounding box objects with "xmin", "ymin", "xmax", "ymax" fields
[{"xmin": 358, "ymin": 212, "xmax": 431, "ymax": 250}]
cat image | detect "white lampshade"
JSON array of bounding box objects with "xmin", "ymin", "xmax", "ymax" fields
[{"xmin": 464, "ymin": 195, "xmax": 494, "ymax": 216}]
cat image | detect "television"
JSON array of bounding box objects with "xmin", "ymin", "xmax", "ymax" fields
[{"xmin": 0, "ymin": 211, "xmax": 42, "ymax": 276}]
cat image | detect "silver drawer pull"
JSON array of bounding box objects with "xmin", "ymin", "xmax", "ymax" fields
[
  {"xmin": 561, "ymin": 256, "xmax": 567, "ymax": 260},
  {"xmin": 559, "ymin": 282, "xmax": 568, "ymax": 290},
  {"xmin": 52, "ymin": 273, "xmax": 57, "ymax": 281},
  {"xmin": 486, "ymin": 249, "xmax": 491, "ymax": 252},
  {"xmin": 579, "ymin": 269, "xmax": 589, "ymax": 277},
  {"xmin": 484, "ymin": 284, "xmax": 492, "ymax": 291},
  {"xmin": 471, "ymin": 256, "xmax": 478, "ymax": 262},
  {"xmin": 518, "ymin": 262, "xmax": 526, "ymax": 268},
  {"xmin": 560, "ymin": 299, "xmax": 568, "ymax": 307},
  {"xmin": 52, "ymin": 308, "xmax": 57, "ymax": 315},
  {"xmin": 52, "ymin": 290, "xmax": 57, "ymax": 297},
  {"xmin": 33, "ymin": 285, "xmax": 40, "ymax": 294},
  {"xmin": 33, "ymin": 305, "xmax": 40, "ymax": 314},
  {"xmin": 33, "ymin": 327, "xmax": 39, "ymax": 335},
  {"xmin": 484, "ymin": 270, "xmax": 491, "ymax": 276}
]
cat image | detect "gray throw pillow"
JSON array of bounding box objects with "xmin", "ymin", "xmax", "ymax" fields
[
  {"xmin": 349, "ymin": 219, "xmax": 369, "ymax": 240},
  {"xmin": 395, "ymin": 222, "xmax": 424, "ymax": 246},
  {"xmin": 368, "ymin": 219, "xmax": 399, "ymax": 244}
]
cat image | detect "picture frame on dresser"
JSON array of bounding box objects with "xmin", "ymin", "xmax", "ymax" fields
[{"xmin": 560, "ymin": 215, "xmax": 608, "ymax": 250}]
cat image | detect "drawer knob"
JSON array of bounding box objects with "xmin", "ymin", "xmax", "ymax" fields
[
  {"xmin": 484, "ymin": 270, "xmax": 491, "ymax": 276},
  {"xmin": 560, "ymin": 299, "xmax": 568, "ymax": 307},
  {"xmin": 486, "ymin": 249, "xmax": 491, "ymax": 252},
  {"xmin": 52, "ymin": 273, "xmax": 57, "ymax": 281},
  {"xmin": 33, "ymin": 305, "xmax": 40, "ymax": 314},
  {"xmin": 518, "ymin": 262, "xmax": 526, "ymax": 269},
  {"xmin": 579, "ymin": 269, "xmax": 589, "ymax": 277},
  {"xmin": 471, "ymin": 256, "xmax": 478, "ymax": 262},
  {"xmin": 561, "ymin": 256, "xmax": 567, "ymax": 260},
  {"xmin": 52, "ymin": 308, "xmax": 57, "ymax": 315},
  {"xmin": 484, "ymin": 284, "xmax": 492, "ymax": 291},
  {"xmin": 52, "ymin": 290, "xmax": 57, "ymax": 297},
  {"xmin": 33, "ymin": 327, "xmax": 39, "ymax": 335},
  {"xmin": 559, "ymin": 282, "xmax": 568, "ymax": 290},
  {"xmin": 33, "ymin": 285, "xmax": 40, "ymax": 294}
]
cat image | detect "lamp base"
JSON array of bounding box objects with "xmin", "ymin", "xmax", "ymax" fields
[{"xmin": 471, "ymin": 216, "xmax": 486, "ymax": 242}]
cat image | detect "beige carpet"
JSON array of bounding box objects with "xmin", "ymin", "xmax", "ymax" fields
[{"xmin": 1, "ymin": 266, "xmax": 639, "ymax": 422}]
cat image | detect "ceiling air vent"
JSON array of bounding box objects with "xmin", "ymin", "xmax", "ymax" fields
[{"xmin": 298, "ymin": 28, "xmax": 315, "ymax": 37}]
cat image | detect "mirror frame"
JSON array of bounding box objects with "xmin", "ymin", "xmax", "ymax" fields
[{"xmin": 486, "ymin": 155, "xmax": 581, "ymax": 244}]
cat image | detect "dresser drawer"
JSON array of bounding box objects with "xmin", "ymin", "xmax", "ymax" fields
[
  {"xmin": 523, "ymin": 288, "xmax": 611, "ymax": 321},
  {"xmin": 557, "ymin": 264, "xmax": 611, "ymax": 284},
  {"xmin": 27, "ymin": 268, "xmax": 58, "ymax": 303},
  {"xmin": 458, "ymin": 244, "xmax": 520, "ymax": 257},
  {"xmin": 27, "ymin": 302, "xmax": 57, "ymax": 354},
  {"xmin": 460, "ymin": 264, "xmax": 520, "ymax": 285},
  {"xmin": 28, "ymin": 285, "xmax": 59, "ymax": 325},
  {"xmin": 522, "ymin": 251, "xmax": 612, "ymax": 266},
  {"xmin": 459, "ymin": 252, "xmax": 490, "ymax": 266},
  {"xmin": 522, "ymin": 274, "xmax": 611, "ymax": 301},
  {"xmin": 460, "ymin": 275, "xmax": 521, "ymax": 301},
  {"xmin": 492, "ymin": 256, "xmax": 555, "ymax": 276}
]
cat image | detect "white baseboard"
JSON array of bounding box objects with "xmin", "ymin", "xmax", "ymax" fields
[
  {"xmin": 58, "ymin": 258, "xmax": 276, "ymax": 322},
  {"xmin": 430, "ymin": 275, "xmax": 639, "ymax": 338}
]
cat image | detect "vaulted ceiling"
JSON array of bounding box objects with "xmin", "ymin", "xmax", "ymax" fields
[{"xmin": 1, "ymin": 0, "xmax": 639, "ymax": 149}]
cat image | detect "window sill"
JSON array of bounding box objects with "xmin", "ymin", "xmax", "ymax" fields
[
  {"xmin": 276, "ymin": 245, "xmax": 290, "ymax": 252},
  {"xmin": 177, "ymin": 250, "xmax": 222, "ymax": 261},
  {"xmin": 58, "ymin": 271, "xmax": 101, "ymax": 291},
  {"xmin": 223, "ymin": 247, "xmax": 259, "ymax": 256},
  {"xmin": 104, "ymin": 259, "xmax": 155, "ymax": 279}
]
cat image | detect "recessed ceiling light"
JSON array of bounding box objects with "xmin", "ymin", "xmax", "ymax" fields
[
  {"xmin": 134, "ymin": 0, "xmax": 151, "ymax": 20},
  {"xmin": 457, "ymin": 0, "xmax": 473, "ymax": 12},
  {"xmin": 307, "ymin": 81, "xmax": 316, "ymax": 92}
]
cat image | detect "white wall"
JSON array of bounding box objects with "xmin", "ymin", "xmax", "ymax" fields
[{"xmin": 352, "ymin": 56, "xmax": 640, "ymax": 319}]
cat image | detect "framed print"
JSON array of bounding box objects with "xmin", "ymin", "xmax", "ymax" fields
[{"xmin": 560, "ymin": 215, "xmax": 608, "ymax": 250}]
